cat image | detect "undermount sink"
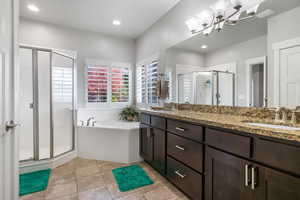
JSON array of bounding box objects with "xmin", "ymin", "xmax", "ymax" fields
[
  {"xmin": 150, "ymin": 106, "xmax": 172, "ymax": 112},
  {"xmin": 246, "ymin": 122, "xmax": 300, "ymax": 131}
]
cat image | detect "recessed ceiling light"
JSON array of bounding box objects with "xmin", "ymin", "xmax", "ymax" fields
[
  {"xmin": 27, "ymin": 4, "xmax": 40, "ymax": 12},
  {"xmin": 201, "ymin": 45, "xmax": 208, "ymax": 49},
  {"xmin": 113, "ymin": 20, "xmax": 121, "ymax": 26}
]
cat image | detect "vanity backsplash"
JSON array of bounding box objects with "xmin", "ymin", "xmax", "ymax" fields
[{"xmin": 163, "ymin": 103, "xmax": 300, "ymax": 122}]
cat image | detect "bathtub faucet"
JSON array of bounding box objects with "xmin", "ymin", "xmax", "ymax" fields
[{"xmin": 87, "ymin": 117, "xmax": 95, "ymax": 126}]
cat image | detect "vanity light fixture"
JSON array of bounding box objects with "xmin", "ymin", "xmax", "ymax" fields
[
  {"xmin": 27, "ymin": 4, "xmax": 40, "ymax": 12},
  {"xmin": 113, "ymin": 20, "xmax": 121, "ymax": 26},
  {"xmin": 201, "ymin": 45, "xmax": 208, "ymax": 49},
  {"xmin": 185, "ymin": 0, "xmax": 264, "ymax": 35}
]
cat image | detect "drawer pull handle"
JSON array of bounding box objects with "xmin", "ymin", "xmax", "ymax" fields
[
  {"xmin": 251, "ymin": 167, "xmax": 257, "ymax": 190},
  {"xmin": 245, "ymin": 164, "xmax": 251, "ymax": 187},
  {"xmin": 174, "ymin": 170, "xmax": 186, "ymax": 179},
  {"xmin": 175, "ymin": 145, "xmax": 185, "ymax": 151},
  {"xmin": 175, "ymin": 127, "xmax": 185, "ymax": 132}
]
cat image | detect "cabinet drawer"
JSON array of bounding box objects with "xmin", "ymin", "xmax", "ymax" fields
[
  {"xmin": 151, "ymin": 116, "xmax": 166, "ymax": 129},
  {"xmin": 206, "ymin": 128, "xmax": 251, "ymax": 158},
  {"xmin": 167, "ymin": 156, "xmax": 202, "ymax": 200},
  {"xmin": 167, "ymin": 119, "xmax": 203, "ymax": 142},
  {"xmin": 254, "ymin": 138, "xmax": 300, "ymax": 175},
  {"xmin": 167, "ymin": 133, "xmax": 203, "ymax": 172},
  {"xmin": 140, "ymin": 113, "xmax": 150, "ymax": 124}
]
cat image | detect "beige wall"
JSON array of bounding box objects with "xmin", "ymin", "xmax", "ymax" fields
[
  {"xmin": 205, "ymin": 36, "xmax": 267, "ymax": 106},
  {"xmin": 136, "ymin": 0, "xmax": 212, "ymax": 61},
  {"xmin": 19, "ymin": 18, "xmax": 136, "ymax": 107},
  {"xmin": 267, "ymin": 6, "xmax": 300, "ymax": 106}
]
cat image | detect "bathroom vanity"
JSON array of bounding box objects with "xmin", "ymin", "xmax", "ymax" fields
[{"xmin": 139, "ymin": 108, "xmax": 300, "ymax": 200}]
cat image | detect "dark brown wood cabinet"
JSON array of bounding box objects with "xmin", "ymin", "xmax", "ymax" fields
[
  {"xmin": 205, "ymin": 147, "xmax": 253, "ymax": 200},
  {"xmin": 254, "ymin": 138, "xmax": 300, "ymax": 176},
  {"xmin": 256, "ymin": 167, "xmax": 300, "ymax": 200},
  {"xmin": 167, "ymin": 119, "xmax": 203, "ymax": 142},
  {"xmin": 140, "ymin": 115, "xmax": 166, "ymax": 175},
  {"xmin": 167, "ymin": 156, "xmax": 203, "ymax": 200},
  {"xmin": 206, "ymin": 147, "xmax": 300, "ymax": 200},
  {"xmin": 206, "ymin": 128, "xmax": 251, "ymax": 158},
  {"xmin": 140, "ymin": 123, "xmax": 153, "ymax": 163},
  {"xmin": 140, "ymin": 112, "xmax": 300, "ymax": 200},
  {"xmin": 167, "ymin": 132, "xmax": 203, "ymax": 173},
  {"xmin": 152, "ymin": 128, "xmax": 166, "ymax": 174}
]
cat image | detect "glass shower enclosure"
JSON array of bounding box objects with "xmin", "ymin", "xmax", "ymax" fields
[
  {"xmin": 19, "ymin": 45, "xmax": 76, "ymax": 162},
  {"xmin": 177, "ymin": 71, "xmax": 235, "ymax": 106}
]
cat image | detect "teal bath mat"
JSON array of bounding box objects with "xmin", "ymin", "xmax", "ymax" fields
[
  {"xmin": 112, "ymin": 165, "xmax": 154, "ymax": 192},
  {"xmin": 19, "ymin": 169, "xmax": 51, "ymax": 196}
]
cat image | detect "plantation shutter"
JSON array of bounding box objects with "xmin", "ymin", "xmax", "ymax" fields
[
  {"xmin": 111, "ymin": 67, "xmax": 130, "ymax": 102},
  {"xmin": 52, "ymin": 67, "xmax": 73, "ymax": 103},
  {"xmin": 87, "ymin": 64, "xmax": 108, "ymax": 103}
]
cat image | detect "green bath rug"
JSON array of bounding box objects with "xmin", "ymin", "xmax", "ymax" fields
[
  {"xmin": 112, "ymin": 165, "xmax": 154, "ymax": 192},
  {"xmin": 19, "ymin": 169, "xmax": 51, "ymax": 196}
]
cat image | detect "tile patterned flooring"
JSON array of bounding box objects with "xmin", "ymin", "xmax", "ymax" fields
[{"xmin": 20, "ymin": 158, "xmax": 189, "ymax": 200}]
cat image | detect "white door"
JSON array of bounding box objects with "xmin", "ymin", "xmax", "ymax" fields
[
  {"xmin": 280, "ymin": 46, "xmax": 300, "ymax": 108},
  {"xmin": 0, "ymin": 0, "xmax": 19, "ymax": 199}
]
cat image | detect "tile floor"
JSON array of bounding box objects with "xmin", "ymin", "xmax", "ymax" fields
[{"xmin": 20, "ymin": 158, "xmax": 189, "ymax": 200}]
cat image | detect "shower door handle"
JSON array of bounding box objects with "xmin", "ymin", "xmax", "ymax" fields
[
  {"xmin": 29, "ymin": 102, "xmax": 34, "ymax": 109},
  {"xmin": 5, "ymin": 120, "xmax": 20, "ymax": 132}
]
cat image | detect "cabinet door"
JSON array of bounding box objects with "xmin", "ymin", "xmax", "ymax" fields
[
  {"xmin": 255, "ymin": 167, "xmax": 300, "ymax": 200},
  {"xmin": 140, "ymin": 124, "xmax": 153, "ymax": 162},
  {"xmin": 205, "ymin": 147, "xmax": 252, "ymax": 200},
  {"xmin": 152, "ymin": 128, "xmax": 166, "ymax": 175}
]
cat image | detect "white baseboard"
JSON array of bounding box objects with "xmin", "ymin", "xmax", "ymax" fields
[{"xmin": 19, "ymin": 151, "xmax": 77, "ymax": 174}]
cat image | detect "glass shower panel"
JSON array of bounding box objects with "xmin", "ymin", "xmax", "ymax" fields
[
  {"xmin": 212, "ymin": 72, "xmax": 218, "ymax": 106},
  {"xmin": 52, "ymin": 53, "xmax": 74, "ymax": 156},
  {"xmin": 19, "ymin": 48, "xmax": 34, "ymax": 161},
  {"xmin": 218, "ymin": 72, "xmax": 234, "ymax": 106},
  {"xmin": 37, "ymin": 50, "xmax": 51, "ymax": 159},
  {"xmin": 178, "ymin": 73, "xmax": 194, "ymax": 103},
  {"xmin": 194, "ymin": 72, "xmax": 213, "ymax": 105}
]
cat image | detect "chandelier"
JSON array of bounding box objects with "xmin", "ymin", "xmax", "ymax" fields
[{"xmin": 185, "ymin": 0, "xmax": 265, "ymax": 35}]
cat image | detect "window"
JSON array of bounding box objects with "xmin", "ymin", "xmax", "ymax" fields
[
  {"xmin": 86, "ymin": 60, "xmax": 131, "ymax": 105},
  {"xmin": 52, "ymin": 67, "xmax": 73, "ymax": 103},
  {"xmin": 136, "ymin": 59, "xmax": 158, "ymax": 104},
  {"xmin": 111, "ymin": 67, "xmax": 129, "ymax": 102},
  {"xmin": 87, "ymin": 65, "xmax": 108, "ymax": 103}
]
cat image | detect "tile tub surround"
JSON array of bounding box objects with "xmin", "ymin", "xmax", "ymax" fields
[
  {"xmin": 20, "ymin": 158, "xmax": 188, "ymax": 200},
  {"xmin": 140, "ymin": 105, "xmax": 300, "ymax": 143}
]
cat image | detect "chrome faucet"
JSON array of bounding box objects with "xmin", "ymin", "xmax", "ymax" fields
[
  {"xmin": 291, "ymin": 108, "xmax": 300, "ymax": 124},
  {"xmin": 274, "ymin": 107, "xmax": 288, "ymax": 123},
  {"xmin": 274, "ymin": 107, "xmax": 282, "ymax": 122},
  {"xmin": 87, "ymin": 117, "xmax": 94, "ymax": 126}
]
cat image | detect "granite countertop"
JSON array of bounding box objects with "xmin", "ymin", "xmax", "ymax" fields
[{"xmin": 140, "ymin": 109, "xmax": 300, "ymax": 143}]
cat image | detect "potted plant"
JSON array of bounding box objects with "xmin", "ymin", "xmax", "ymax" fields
[{"xmin": 119, "ymin": 106, "xmax": 138, "ymax": 122}]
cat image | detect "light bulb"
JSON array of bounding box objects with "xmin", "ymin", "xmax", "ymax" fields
[
  {"xmin": 27, "ymin": 4, "xmax": 40, "ymax": 12},
  {"xmin": 215, "ymin": 21, "xmax": 225, "ymax": 31},
  {"xmin": 228, "ymin": 11, "xmax": 241, "ymax": 22},
  {"xmin": 203, "ymin": 26, "xmax": 214, "ymax": 36},
  {"xmin": 247, "ymin": 4, "xmax": 260, "ymax": 15},
  {"xmin": 211, "ymin": 0, "xmax": 229, "ymax": 17},
  {"xmin": 196, "ymin": 10, "xmax": 214, "ymax": 27},
  {"xmin": 231, "ymin": 0, "xmax": 264, "ymax": 11},
  {"xmin": 185, "ymin": 18, "xmax": 202, "ymax": 32}
]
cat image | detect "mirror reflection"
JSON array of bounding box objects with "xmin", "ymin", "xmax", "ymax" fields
[{"xmin": 163, "ymin": 0, "xmax": 300, "ymax": 108}]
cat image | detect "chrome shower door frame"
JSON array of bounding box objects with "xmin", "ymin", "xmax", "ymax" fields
[
  {"xmin": 19, "ymin": 45, "xmax": 77, "ymax": 162},
  {"xmin": 213, "ymin": 70, "xmax": 236, "ymax": 107}
]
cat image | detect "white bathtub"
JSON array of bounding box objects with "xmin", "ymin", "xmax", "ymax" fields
[{"xmin": 77, "ymin": 120, "xmax": 142, "ymax": 163}]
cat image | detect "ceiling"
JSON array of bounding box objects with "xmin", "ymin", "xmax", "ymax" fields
[
  {"xmin": 174, "ymin": 0, "xmax": 300, "ymax": 53},
  {"xmin": 20, "ymin": 0, "xmax": 181, "ymax": 38}
]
